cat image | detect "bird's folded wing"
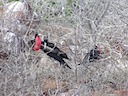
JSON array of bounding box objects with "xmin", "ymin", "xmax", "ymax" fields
[{"xmin": 40, "ymin": 45, "xmax": 58, "ymax": 54}]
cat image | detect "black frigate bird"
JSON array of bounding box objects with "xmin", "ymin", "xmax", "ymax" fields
[
  {"xmin": 40, "ymin": 37, "xmax": 71, "ymax": 69},
  {"xmin": 79, "ymin": 45, "xmax": 101, "ymax": 65},
  {"xmin": 28, "ymin": 34, "xmax": 71, "ymax": 69},
  {"xmin": 89, "ymin": 46, "xmax": 101, "ymax": 61}
]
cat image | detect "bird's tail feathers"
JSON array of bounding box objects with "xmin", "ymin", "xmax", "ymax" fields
[{"xmin": 64, "ymin": 63, "xmax": 72, "ymax": 69}]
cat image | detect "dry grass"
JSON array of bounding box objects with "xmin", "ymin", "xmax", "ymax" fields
[{"xmin": 0, "ymin": 0, "xmax": 128, "ymax": 96}]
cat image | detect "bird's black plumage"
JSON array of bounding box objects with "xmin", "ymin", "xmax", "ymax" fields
[
  {"xmin": 40, "ymin": 45, "xmax": 71, "ymax": 69},
  {"xmin": 35, "ymin": 33, "xmax": 38, "ymax": 38},
  {"xmin": 42, "ymin": 38, "xmax": 70, "ymax": 60},
  {"xmin": 40, "ymin": 38, "xmax": 71, "ymax": 69},
  {"xmin": 89, "ymin": 47, "xmax": 100, "ymax": 61},
  {"xmin": 80, "ymin": 46, "xmax": 101, "ymax": 65}
]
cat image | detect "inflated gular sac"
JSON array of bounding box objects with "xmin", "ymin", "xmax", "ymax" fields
[{"xmin": 33, "ymin": 34, "xmax": 42, "ymax": 51}]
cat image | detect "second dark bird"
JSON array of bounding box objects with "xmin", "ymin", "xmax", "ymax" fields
[{"xmin": 80, "ymin": 45, "xmax": 101, "ymax": 65}]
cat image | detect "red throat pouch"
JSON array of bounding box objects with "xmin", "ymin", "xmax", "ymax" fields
[{"xmin": 33, "ymin": 36, "xmax": 42, "ymax": 51}]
